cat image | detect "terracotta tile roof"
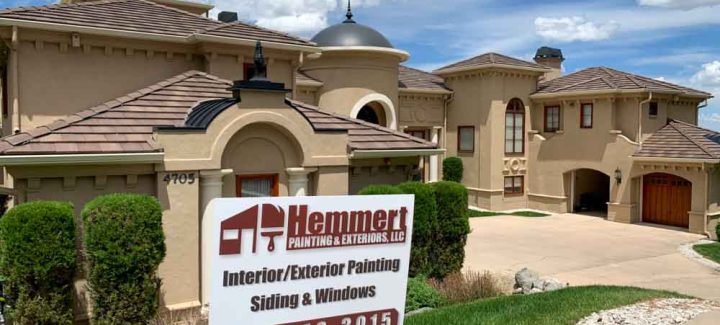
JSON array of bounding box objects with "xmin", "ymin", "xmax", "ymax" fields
[
  {"xmin": 434, "ymin": 52, "xmax": 548, "ymax": 74},
  {"xmin": 287, "ymin": 100, "xmax": 438, "ymax": 151},
  {"xmin": 398, "ymin": 65, "xmax": 449, "ymax": 92},
  {"xmin": 0, "ymin": 71, "xmax": 436, "ymax": 155},
  {"xmin": 0, "ymin": 0, "xmax": 313, "ymax": 46},
  {"xmin": 634, "ymin": 120, "xmax": 720, "ymax": 160},
  {"xmin": 535, "ymin": 67, "xmax": 711, "ymax": 97}
]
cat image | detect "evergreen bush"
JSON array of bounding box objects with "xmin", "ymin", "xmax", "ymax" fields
[
  {"xmin": 397, "ymin": 182, "xmax": 437, "ymax": 276},
  {"xmin": 0, "ymin": 201, "xmax": 76, "ymax": 324},
  {"xmin": 405, "ymin": 277, "xmax": 444, "ymax": 312},
  {"xmin": 357, "ymin": 184, "xmax": 403, "ymax": 195},
  {"xmin": 431, "ymin": 181, "xmax": 470, "ymax": 278},
  {"xmin": 442, "ymin": 157, "xmax": 463, "ymax": 182},
  {"xmin": 83, "ymin": 194, "xmax": 166, "ymax": 324}
]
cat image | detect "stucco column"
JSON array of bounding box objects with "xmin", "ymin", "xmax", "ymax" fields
[
  {"xmin": 199, "ymin": 169, "xmax": 233, "ymax": 308},
  {"xmin": 429, "ymin": 127, "xmax": 441, "ymax": 182},
  {"xmin": 286, "ymin": 167, "xmax": 318, "ymax": 196}
]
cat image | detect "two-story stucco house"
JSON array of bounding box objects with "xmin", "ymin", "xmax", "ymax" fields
[{"xmin": 0, "ymin": 0, "xmax": 718, "ymax": 316}]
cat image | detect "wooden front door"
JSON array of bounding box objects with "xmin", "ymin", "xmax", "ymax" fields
[{"xmin": 642, "ymin": 173, "xmax": 691, "ymax": 228}]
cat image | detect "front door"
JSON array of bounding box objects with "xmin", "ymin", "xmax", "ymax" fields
[
  {"xmin": 236, "ymin": 174, "xmax": 279, "ymax": 197},
  {"xmin": 642, "ymin": 173, "xmax": 691, "ymax": 228}
]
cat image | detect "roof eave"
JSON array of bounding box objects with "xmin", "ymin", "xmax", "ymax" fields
[
  {"xmin": 319, "ymin": 46, "xmax": 410, "ymax": 61},
  {"xmin": 0, "ymin": 18, "xmax": 320, "ymax": 53},
  {"xmin": 631, "ymin": 156, "xmax": 720, "ymax": 164},
  {"xmin": 0, "ymin": 152, "xmax": 165, "ymax": 166},
  {"xmin": 399, "ymin": 87, "xmax": 452, "ymax": 95},
  {"xmin": 350, "ymin": 148, "xmax": 445, "ymax": 159},
  {"xmin": 153, "ymin": 0, "xmax": 214, "ymax": 10},
  {"xmin": 296, "ymin": 80, "xmax": 324, "ymax": 87},
  {"xmin": 434, "ymin": 63, "xmax": 550, "ymax": 76},
  {"xmin": 530, "ymin": 89, "xmax": 712, "ymax": 100}
]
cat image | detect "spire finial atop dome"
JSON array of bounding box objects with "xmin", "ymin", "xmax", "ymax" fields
[{"xmin": 344, "ymin": 0, "xmax": 355, "ymax": 23}]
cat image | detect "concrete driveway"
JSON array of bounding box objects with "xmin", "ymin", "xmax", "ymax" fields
[{"xmin": 464, "ymin": 213, "xmax": 720, "ymax": 301}]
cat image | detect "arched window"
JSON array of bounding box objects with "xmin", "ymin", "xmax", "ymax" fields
[
  {"xmin": 356, "ymin": 103, "xmax": 386, "ymax": 126},
  {"xmin": 505, "ymin": 98, "xmax": 525, "ymax": 154}
]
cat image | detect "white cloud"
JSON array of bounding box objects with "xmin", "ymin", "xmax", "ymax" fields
[
  {"xmin": 691, "ymin": 61, "xmax": 720, "ymax": 94},
  {"xmin": 209, "ymin": 0, "xmax": 388, "ymax": 37},
  {"xmin": 534, "ymin": 16, "xmax": 619, "ymax": 42},
  {"xmin": 701, "ymin": 113, "xmax": 720, "ymax": 123},
  {"xmin": 637, "ymin": 0, "xmax": 720, "ymax": 9}
]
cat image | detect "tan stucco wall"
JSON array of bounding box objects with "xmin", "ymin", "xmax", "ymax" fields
[
  {"xmin": 398, "ymin": 92, "xmax": 445, "ymax": 128},
  {"xmin": 444, "ymin": 69, "xmax": 539, "ymax": 211},
  {"xmin": 301, "ymin": 51, "xmax": 400, "ymax": 126}
]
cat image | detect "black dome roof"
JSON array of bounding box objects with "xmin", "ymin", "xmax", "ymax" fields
[{"xmin": 311, "ymin": 4, "xmax": 393, "ymax": 48}]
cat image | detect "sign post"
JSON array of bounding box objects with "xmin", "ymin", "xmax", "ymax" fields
[{"xmin": 206, "ymin": 195, "xmax": 414, "ymax": 325}]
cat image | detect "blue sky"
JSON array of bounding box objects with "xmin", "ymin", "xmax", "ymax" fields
[{"xmin": 4, "ymin": 0, "xmax": 720, "ymax": 130}]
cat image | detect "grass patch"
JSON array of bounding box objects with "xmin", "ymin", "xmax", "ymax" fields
[
  {"xmin": 404, "ymin": 286, "xmax": 685, "ymax": 325},
  {"xmin": 694, "ymin": 242, "xmax": 720, "ymax": 264},
  {"xmin": 468, "ymin": 210, "xmax": 549, "ymax": 218}
]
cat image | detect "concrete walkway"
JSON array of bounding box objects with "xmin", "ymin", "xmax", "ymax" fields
[{"xmin": 464, "ymin": 213, "xmax": 720, "ymax": 301}]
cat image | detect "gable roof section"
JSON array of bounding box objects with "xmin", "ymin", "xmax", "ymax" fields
[
  {"xmin": 434, "ymin": 52, "xmax": 549, "ymax": 74},
  {"xmin": 0, "ymin": 71, "xmax": 436, "ymax": 156},
  {"xmin": 0, "ymin": 0, "xmax": 313, "ymax": 47},
  {"xmin": 398, "ymin": 65, "xmax": 450, "ymax": 92},
  {"xmin": 535, "ymin": 67, "xmax": 711, "ymax": 98},
  {"xmin": 634, "ymin": 120, "xmax": 720, "ymax": 161}
]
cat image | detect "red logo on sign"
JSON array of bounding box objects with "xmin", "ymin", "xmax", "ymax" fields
[{"xmin": 219, "ymin": 204, "xmax": 285, "ymax": 255}]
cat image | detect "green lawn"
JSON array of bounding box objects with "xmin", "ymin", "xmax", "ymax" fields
[
  {"xmin": 694, "ymin": 242, "xmax": 720, "ymax": 264},
  {"xmin": 468, "ymin": 209, "xmax": 549, "ymax": 218},
  {"xmin": 404, "ymin": 286, "xmax": 685, "ymax": 325}
]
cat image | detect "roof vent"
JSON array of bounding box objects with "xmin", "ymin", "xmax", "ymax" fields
[{"xmin": 218, "ymin": 11, "xmax": 238, "ymax": 23}]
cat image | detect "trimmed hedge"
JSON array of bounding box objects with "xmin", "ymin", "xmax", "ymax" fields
[
  {"xmin": 397, "ymin": 182, "xmax": 437, "ymax": 277},
  {"xmin": 431, "ymin": 181, "xmax": 470, "ymax": 278},
  {"xmin": 0, "ymin": 201, "xmax": 76, "ymax": 324},
  {"xmin": 83, "ymin": 194, "xmax": 166, "ymax": 324},
  {"xmin": 357, "ymin": 184, "xmax": 404, "ymax": 195},
  {"xmin": 442, "ymin": 157, "xmax": 463, "ymax": 183}
]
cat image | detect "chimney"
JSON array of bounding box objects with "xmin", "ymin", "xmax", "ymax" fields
[
  {"xmin": 218, "ymin": 11, "xmax": 239, "ymax": 23},
  {"xmin": 534, "ymin": 46, "xmax": 564, "ymax": 81}
]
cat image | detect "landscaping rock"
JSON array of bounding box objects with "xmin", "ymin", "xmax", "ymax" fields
[
  {"xmin": 576, "ymin": 298, "xmax": 720, "ymax": 325},
  {"xmin": 542, "ymin": 278, "xmax": 567, "ymax": 292},
  {"xmin": 406, "ymin": 307, "xmax": 434, "ymax": 317},
  {"xmin": 514, "ymin": 268, "xmax": 540, "ymax": 293}
]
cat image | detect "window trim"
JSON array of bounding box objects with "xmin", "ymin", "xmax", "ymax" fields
[
  {"xmin": 405, "ymin": 129, "xmax": 427, "ymax": 141},
  {"xmin": 457, "ymin": 126, "xmax": 475, "ymax": 153},
  {"xmin": 580, "ymin": 103, "xmax": 593, "ymax": 129},
  {"xmin": 505, "ymin": 99, "xmax": 525, "ymax": 155},
  {"xmin": 504, "ymin": 176, "xmax": 524, "ymax": 196},
  {"xmin": 544, "ymin": 106, "xmax": 561, "ymax": 132},
  {"xmin": 235, "ymin": 173, "xmax": 279, "ymax": 197}
]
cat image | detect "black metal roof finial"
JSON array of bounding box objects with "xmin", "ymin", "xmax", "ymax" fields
[
  {"xmin": 251, "ymin": 40, "xmax": 268, "ymax": 81},
  {"xmin": 344, "ymin": 0, "xmax": 355, "ymax": 23}
]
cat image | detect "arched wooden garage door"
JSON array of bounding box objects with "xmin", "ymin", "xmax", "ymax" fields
[{"xmin": 642, "ymin": 173, "xmax": 691, "ymax": 228}]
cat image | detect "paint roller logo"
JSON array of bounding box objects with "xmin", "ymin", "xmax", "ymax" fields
[{"xmin": 219, "ymin": 204, "xmax": 285, "ymax": 255}]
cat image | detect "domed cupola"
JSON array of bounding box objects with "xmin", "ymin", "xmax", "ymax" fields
[{"xmin": 311, "ymin": 1, "xmax": 394, "ymax": 48}]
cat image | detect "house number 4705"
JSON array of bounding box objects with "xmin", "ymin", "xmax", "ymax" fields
[{"xmin": 163, "ymin": 173, "xmax": 196, "ymax": 185}]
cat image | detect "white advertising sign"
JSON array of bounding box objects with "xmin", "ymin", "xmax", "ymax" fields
[{"xmin": 207, "ymin": 195, "xmax": 415, "ymax": 325}]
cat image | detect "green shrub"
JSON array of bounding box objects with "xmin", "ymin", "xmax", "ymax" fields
[
  {"xmin": 83, "ymin": 194, "xmax": 166, "ymax": 324},
  {"xmin": 442, "ymin": 157, "xmax": 463, "ymax": 182},
  {"xmin": 357, "ymin": 184, "xmax": 404, "ymax": 195},
  {"xmin": 431, "ymin": 181, "xmax": 470, "ymax": 278},
  {"xmin": 0, "ymin": 201, "xmax": 76, "ymax": 324},
  {"xmin": 405, "ymin": 277, "xmax": 444, "ymax": 312},
  {"xmin": 716, "ymin": 222, "xmax": 719, "ymax": 242},
  {"xmin": 397, "ymin": 182, "xmax": 437, "ymax": 277}
]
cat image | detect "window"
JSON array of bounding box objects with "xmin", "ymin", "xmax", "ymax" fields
[
  {"xmin": 236, "ymin": 174, "xmax": 278, "ymax": 197},
  {"xmin": 544, "ymin": 106, "xmax": 561, "ymax": 132},
  {"xmin": 504, "ymin": 176, "xmax": 524, "ymax": 195},
  {"xmin": 649, "ymin": 102, "xmax": 658, "ymax": 117},
  {"xmin": 243, "ymin": 63, "xmax": 256, "ymax": 81},
  {"xmin": 580, "ymin": 103, "xmax": 593, "ymax": 128},
  {"xmin": 505, "ymin": 98, "xmax": 525, "ymax": 154},
  {"xmin": 457, "ymin": 126, "xmax": 474, "ymax": 153}
]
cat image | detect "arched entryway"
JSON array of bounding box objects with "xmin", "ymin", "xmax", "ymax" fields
[
  {"xmin": 642, "ymin": 173, "xmax": 691, "ymax": 228},
  {"xmin": 568, "ymin": 169, "xmax": 610, "ymax": 214}
]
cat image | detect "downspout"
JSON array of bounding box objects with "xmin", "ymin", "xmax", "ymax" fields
[
  {"xmin": 443, "ymin": 92, "xmax": 454, "ymax": 163},
  {"xmin": 638, "ymin": 91, "xmax": 652, "ymax": 145},
  {"xmin": 10, "ymin": 25, "xmax": 19, "ymax": 133},
  {"xmin": 704, "ymin": 167, "xmax": 711, "ymax": 238},
  {"xmin": 697, "ymin": 99, "xmax": 708, "ymax": 125}
]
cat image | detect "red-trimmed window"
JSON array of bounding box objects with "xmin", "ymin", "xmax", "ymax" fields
[
  {"xmin": 580, "ymin": 103, "xmax": 593, "ymax": 128},
  {"xmin": 458, "ymin": 126, "xmax": 475, "ymax": 153},
  {"xmin": 243, "ymin": 63, "xmax": 256, "ymax": 81},
  {"xmin": 236, "ymin": 174, "xmax": 278, "ymax": 197},
  {"xmin": 505, "ymin": 98, "xmax": 525, "ymax": 154},
  {"xmin": 504, "ymin": 176, "xmax": 524, "ymax": 195},
  {"xmin": 545, "ymin": 106, "xmax": 561, "ymax": 132}
]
